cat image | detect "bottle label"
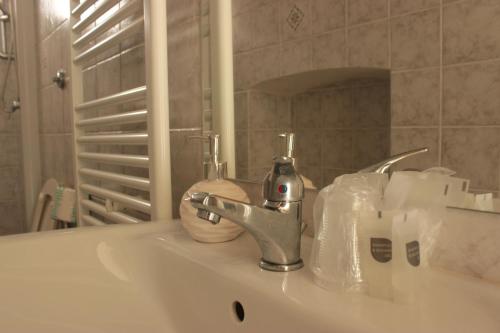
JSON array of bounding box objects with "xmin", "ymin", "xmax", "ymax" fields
[
  {"xmin": 406, "ymin": 241, "xmax": 420, "ymax": 267},
  {"xmin": 370, "ymin": 238, "xmax": 392, "ymax": 263}
]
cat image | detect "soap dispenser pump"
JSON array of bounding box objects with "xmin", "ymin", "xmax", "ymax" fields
[{"xmin": 179, "ymin": 134, "xmax": 250, "ymax": 243}]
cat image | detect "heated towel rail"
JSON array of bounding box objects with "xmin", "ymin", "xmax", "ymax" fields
[{"xmin": 70, "ymin": 0, "xmax": 171, "ymax": 226}]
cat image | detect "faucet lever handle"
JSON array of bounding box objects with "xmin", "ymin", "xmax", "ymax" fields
[{"xmin": 358, "ymin": 147, "xmax": 429, "ymax": 174}]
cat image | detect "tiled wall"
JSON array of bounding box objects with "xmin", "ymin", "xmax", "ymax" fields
[
  {"xmin": 235, "ymin": 79, "xmax": 390, "ymax": 188},
  {"xmin": 232, "ymin": 0, "xmax": 500, "ymax": 195},
  {"xmin": 37, "ymin": 0, "xmax": 74, "ymax": 188},
  {"xmin": 35, "ymin": 0, "xmax": 203, "ymax": 219},
  {"xmin": 167, "ymin": 0, "xmax": 204, "ymax": 217},
  {"xmin": 0, "ymin": 0, "xmax": 24, "ymax": 235}
]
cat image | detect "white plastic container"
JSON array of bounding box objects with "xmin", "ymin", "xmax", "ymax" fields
[
  {"xmin": 392, "ymin": 210, "xmax": 420, "ymax": 304},
  {"xmin": 357, "ymin": 210, "xmax": 396, "ymax": 300}
]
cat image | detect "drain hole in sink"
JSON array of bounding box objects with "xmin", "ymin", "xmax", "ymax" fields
[{"xmin": 232, "ymin": 301, "xmax": 245, "ymax": 322}]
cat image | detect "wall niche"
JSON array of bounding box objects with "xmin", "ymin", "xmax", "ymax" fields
[{"xmin": 234, "ymin": 68, "xmax": 391, "ymax": 189}]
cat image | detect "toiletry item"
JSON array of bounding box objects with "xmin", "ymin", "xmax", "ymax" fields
[
  {"xmin": 358, "ymin": 210, "xmax": 396, "ymax": 300},
  {"xmin": 310, "ymin": 172, "xmax": 388, "ymax": 292},
  {"xmin": 384, "ymin": 171, "xmax": 451, "ymax": 210},
  {"xmin": 392, "ymin": 210, "xmax": 420, "ymax": 304},
  {"xmin": 180, "ymin": 134, "xmax": 250, "ymax": 243}
]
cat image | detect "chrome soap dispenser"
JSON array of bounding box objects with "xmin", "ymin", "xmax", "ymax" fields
[{"xmin": 179, "ymin": 134, "xmax": 250, "ymax": 243}]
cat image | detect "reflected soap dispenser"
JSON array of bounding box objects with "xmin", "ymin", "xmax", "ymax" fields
[{"xmin": 179, "ymin": 134, "xmax": 250, "ymax": 243}]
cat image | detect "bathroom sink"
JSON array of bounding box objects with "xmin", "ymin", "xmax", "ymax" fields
[{"xmin": 0, "ymin": 221, "xmax": 499, "ymax": 332}]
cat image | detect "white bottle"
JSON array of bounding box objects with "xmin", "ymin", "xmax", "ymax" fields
[{"xmin": 179, "ymin": 134, "xmax": 250, "ymax": 243}]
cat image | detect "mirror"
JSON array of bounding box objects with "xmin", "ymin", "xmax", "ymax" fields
[
  {"xmin": 201, "ymin": 0, "xmax": 499, "ymax": 214},
  {"xmin": 232, "ymin": 68, "xmax": 391, "ymax": 190}
]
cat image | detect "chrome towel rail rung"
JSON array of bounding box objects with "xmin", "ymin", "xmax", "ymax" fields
[
  {"xmin": 76, "ymin": 86, "xmax": 146, "ymax": 111},
  {"xmin": 77, "ymin": 109, "xmax": 147, "ymax": 127},
  {"xmin": 79, "ymin": 167, "xmax": 150, "ymax": 191},
  {"xmin": 74, "ymin": 16, "xmax": 144, "ymax": 65},
  {"xmin": 81, "ymin": 199, "xmax": 143, "ymax": 224},
  {"xmin": 72, "ymin": 0, "xmax": 120, "ymax": 33},
  {"xmin": 71, "ymin": 0, "xmax": 98, "ymax": 18},
  {"xmin": 82, "ymin": 214, "xmax": 106, "ymax": 226},
  {"xmin": 78, "ymin": 132, "xmax": 148, "ymax": 145},
  {"xmin": 73, "ymin": 0, "xmax": 143, "ymax": 49},
  {"xmin": 78, "ymin": 152, "xmax": 149, "ymax": 167},
  {"xmin": 80, "ymin": 183, "xmax": 151, "ymax": 214}
]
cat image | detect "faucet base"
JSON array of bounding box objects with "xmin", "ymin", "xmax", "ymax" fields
[{"xmin": 259, "ymin": 259, "xmax": 304, "ymax": 272}]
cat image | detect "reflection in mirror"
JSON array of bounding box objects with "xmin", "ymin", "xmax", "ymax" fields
[
  {"xmin": 201, "ymin": 1, "xmax": 499, "ymax": 214},
  {"xmin": 233, "ymin": 68, "xmax": 391, "ymax": 190}
]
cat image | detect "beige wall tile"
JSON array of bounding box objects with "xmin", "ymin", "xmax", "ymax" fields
[
  {"xmin": 253, "ymin": 2, "xmax": 280, "ymax": 48},
  {"xmin": 281, "ymin": 0, "xmax": 311, "ymax": 41},
  {"xmin": 277, "ymin": 96, "xmax": 293, "ymax": 130},
  {"xmin": 391, "ymin": 9, "xmax": 440, "ymax": 70},
  {"xmin": 311, "ymin": 0, "xmax": 345, "ymax": 34},
  {"xmin": 40, "ymin": 134, "xmax": 68, "ymax": 185},
  {"xmin": 390, "ymin": 0, "xmax": 440, "ymax": 16},
  {"xmin": 312, "ymin": 30, "xmax": 346, "ymax": 70},
  {"xmin": 233, "ymin": 12, "xmax": 253, "ymax": 53},
  {"xmin": 0, "ymin": 135, "xmax": 20, "ymax": 167},
  {"xmin": 295, "ymin": 130, "xmax": 322, "ymax": 167},
  {"xmin": 235, "ymin": 130, "xmax": 249, "ymax": 168},
  {"xmin": 249, "ymin": 130, "xmax": 279, "ymax": 167},
  {"xmin": 64, "ymin": 134, "xmax": 75, "ymax": 188},
  {"xmin": 348, "ymin": 20, "xmax": 389, "ymax": 68},
  {"xmin": 96, "ymin": 54, "xmax": 121, "ymax": 98},
  {"xmin": 321, "ymin": 88, "xmax": 352, "ymax": 128},
  {"xmin": 82, "ymin": 66, "xmax": 97, "ymax": 102},
  {"xmin": 168, "ymin": 18, "xmax": 202, "ymax": 128},
  {"xmin": 170, "ymin": 129, "xmax": 204, "ymax": 218},
  {"xmin": 353, "ymin": 129, "xmax": 390, "ymax": 169},
  {"xmin": 298, "ymin": 165, "xmax": 323, "ymax": 188},
  {"xmin": 121, "ymin": 45, "xmax": 145, "ymax": 91},
  {"xmin": 443, "ymin": 0, "xmax": 500, "ymax": 65},
  {"xmin": 63, "ymin": 82, "xmax": 73, "ymax": 133},
  {"xmin": 234, "ymin": 46, "xmax": 281, "ymax": 90},
  {"xmin": 293, "ymin": 92, "xmax": 322, "ymax": 129},
  {"xmin": 0, "ymin": 201, "xmax": 24, "ymax": 235},
  {"xmin": 352, "ymin": 84, "xmax": 390, "ymax": 128},
  {"xmin": 248, "ymin": 91, "xmax": 277, "ymax": 129},
  {"xmin": 442, "ymin": 127, "xmax": 500, "ymax": 191},
  {"xmin": 391, "ymin": 68, "xmax": 440, "ymax": 126},
  {"xmin": 167, "ymin": 0, "xmax": 200, "ymax": 26},
  {"xmin": 390, "ymin": 127, "xmax": 439, "ymax": 170},
  {"xmin": 234, "ymin": 51, "xmax": 255, "ymax": 90},
  {"xmin": 323, "ymin": 129, "xmax": 353, "ymax": 169},
  {"xmin": 232, "ymin": 0, "xmax": 273, "ymax": 16},
  {"xmin": 234, "ymin": 92, "xmax": 248, "ymax": 130},
  {"xmin": 348, "ymin": 0, "xmax": 388, "ymax": 25},
  {"xmin": 443, "ymin": 61, "xmax": 500, "ymax": 125},
  {"xmin": 40, "ymin": 85, "xmax": 64, "ymax": 134},
  {"xmin": 37, "ymin": 0, "xmax": 69, "ymax": 40},
  {"xmin": 280, "ymin": 38, "xmax": 312, "ymax": 76}
]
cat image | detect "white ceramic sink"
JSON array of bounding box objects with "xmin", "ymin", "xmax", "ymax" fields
[{"xmin": 0, "ymin": 220, "xmax": 499, "ymax": 332}]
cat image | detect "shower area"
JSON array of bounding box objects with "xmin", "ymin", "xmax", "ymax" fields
[{"xmin": 0, "ymin": 0, "xmax": 23, "ymax": 235}]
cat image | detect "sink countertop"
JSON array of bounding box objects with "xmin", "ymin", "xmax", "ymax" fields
[{"xmin": 0, "ymin": 220, "xmax": 498, "ymax": 333}]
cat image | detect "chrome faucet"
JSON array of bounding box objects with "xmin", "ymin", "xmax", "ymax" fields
[{"xmin": 189, "ymin": 133, "xmax": 304, "ymax": 272}]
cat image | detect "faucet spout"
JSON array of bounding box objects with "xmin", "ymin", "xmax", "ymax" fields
[{"xmin": 189, "ymin": 192, "xmax": 304, "ymax": 271}]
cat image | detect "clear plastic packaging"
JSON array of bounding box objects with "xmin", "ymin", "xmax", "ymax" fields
[
  {"xmin": 310, "ymin": 173, "xmax": 388, "ymax": 292},
  {"xmin": 311, "ymin": 170, "xmax": 450, "ymax": 300}
]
